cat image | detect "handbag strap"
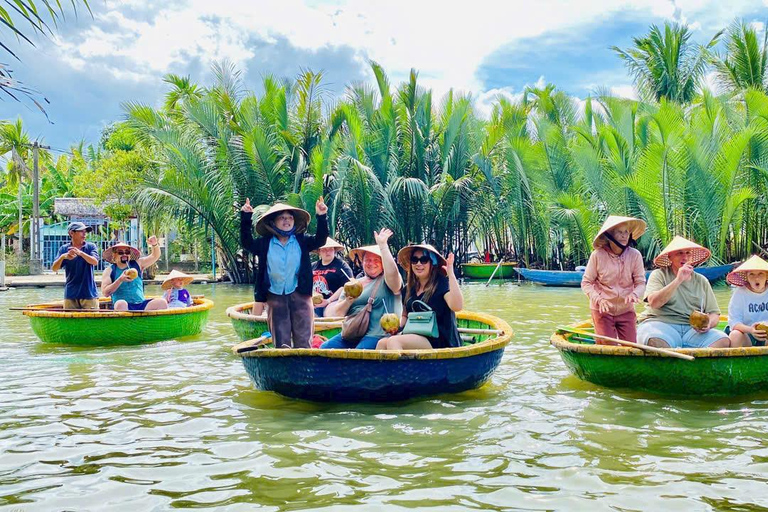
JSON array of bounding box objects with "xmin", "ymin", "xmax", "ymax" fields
[
  {"xmin": 410, "ymin": 299, "xmax": 433, "ymax": 312},
  {"xmin": 367, "ymin": 277, "xmax": 384, "ymax": 306}
]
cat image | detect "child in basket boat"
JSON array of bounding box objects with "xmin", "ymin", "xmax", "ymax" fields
[
  {"xmin": 581, "ymin": 216, "xmax": 647, "ymax": 345},
  {"xmin": 162, "ymin": 270, "xmax": 194, "ymax": 308},
  {"xmin": 727, "ymin": 255, "xmax": 768, "ymax": 347}
]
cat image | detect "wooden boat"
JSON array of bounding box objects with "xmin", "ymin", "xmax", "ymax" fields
[
  {"xmin": 232, "ymin": 311, "xmax": 513, "ymax": 402},
  {"xmin": 226, "ymin": 302, "xmax": 342, "ymax": 341},
  {"xmin": 550, "ymin": 317, "xmax": 768, "ymax": 396},
  {"xmin": 516, "ymin": 263, "xmax": 734, "ymax": 287},
  {"xmin": 461, "ymin": 262, "xmax": 518, "ymax": 280},
  {"xmin": 22, "ymin": 297, "xmax": 213, "ymax": 346}
]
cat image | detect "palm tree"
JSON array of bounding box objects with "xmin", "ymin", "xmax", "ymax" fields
[
  {"xmin": 1, "ymin": 0, "xmax": 92, "ymax": 115},
  {"xmin": 612, "ymin": 22, "xmax": 720, "ymax": 104},
  {"xmin": 711, "ymin": 20, "xmax": 768, "ymax": 93}
]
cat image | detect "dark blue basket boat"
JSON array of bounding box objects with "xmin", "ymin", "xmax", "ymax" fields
[
  {"xmin": 233, "ymin": 311, "xmax": 513, "ymax": 402},
  {"xmin": 515, "ymin": 264, "xmax": 734, "ymax": 287}
]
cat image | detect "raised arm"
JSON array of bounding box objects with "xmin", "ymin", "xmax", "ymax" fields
[
  {"xmin": 442, "ymin": 253, "xmax": 464, "ymax": 311},
  {"xmin": 138, "ymin": 235, "xmax": 161, "ymax": 270},
  {"xmin": 646, "ymin": 265, "xmax": 691, "ymax": 309},
  {"xmin": 305, "ymin": 197, "xmax": 329, "ymax": 251},
  {"xmin": 240, "ymin": 198, "xmax": 259, "ymax": 254},
  {"xmin": 374, "ymin": 228, "xmax": 402, "ymax": 295}
]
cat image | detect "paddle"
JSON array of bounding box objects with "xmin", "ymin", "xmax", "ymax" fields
[
  {"xmin": 232, "ymin": 335, "xmax": 273, "ymax": 354},
  {"xmin": 485, "ymin": 259, "xmax": 504, "ymax": 286},
  {"xmin": 557, "ymin": 326, "xmax": 695, "ymax": 361}
]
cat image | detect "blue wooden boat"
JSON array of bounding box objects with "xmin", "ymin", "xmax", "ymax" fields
[
  {"xmin": 232, "ymin": 311, "xmax": 513, "ymax": 402},
  {"xmin": 515, "ymin": 264, "xmax": 734, "ymax": 287}
]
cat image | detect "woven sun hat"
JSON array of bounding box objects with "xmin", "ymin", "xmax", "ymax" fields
[
  {"xmin": 397, "ymin": 244, "xmax": 448, "ymax": 275},
  {"xmin": 726, "ymin": 255, "xmax": 768, "ymax": 286},
  {"xmin": 161, "ymin": 269, "xmax": 195, "ymax": 290},
  {"xmin": 312, "ymin": 237, "xmax": 345, "ymax": 253},
  {"xmin": 653, "ymin": 236, "xmax": 711, "ymax": 268},
  {"xmin": 102, "ymin": 242, "xmax": 140, "ymax": 263},
  {"xmin": 254, "ymin": 203, "xmax": 311, "ymax": 236},
  {"xmin": 593, "ymin": 215, "xmax": 647, "ymax": 249},
  {"xmin": 349, "ymin": 245, "xmax": 383, "ymax": 263}
]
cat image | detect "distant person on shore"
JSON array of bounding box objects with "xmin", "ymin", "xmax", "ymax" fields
[
  {"xmin": 312, "ymin": 238, "xmax": 352, "ymax": 317},
  {"xmin": 726, "ymin": 256, "xmax": 768, "ymax": 347},
  {"xmin": 581, "ymin": 216, "xmax": 647, "ymax": 344},
  {"xmin": 51, "ymin": 222, "xmax": 100, "ymax": 310},
  {"xmin": 101, "ymin": 237, "xmax": 168, "ymax": 311},
  {"xmin": 484, "ymin": 249, "xmax": 491, "ymax": 263},
  {"xmin": 637, "ymin": 236, "xmax": 729, "ymax": 348},
  {"xmin": 162, "ymin": 270, "xmax": 195, "ymax": 308},
  {"xmin": 240, "ymin": 197, "xmax": 328, "ymax": 348}
]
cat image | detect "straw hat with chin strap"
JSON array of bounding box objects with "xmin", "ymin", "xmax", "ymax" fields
[
  {"xmin": 593, "ymin": 215, "xmax": 647, "ymax": 249},
  {"xmin": 162, "ymin": 270, "xmax": 195, "ymax": 290},
  {"xmin": 102, "ymin": 242, "xmax": 141, "ymax": 263},
  {"xmin": 727, "ymin": 255, "xmax": 768, "ymax": 287},
  {"xmin": 349, "ymin": 245, "xmax": 382, "ymax": 263},
  {"xmin": 254, "ymin": 203, "xmax": 311, "ymax": 236},
  {"xmin": 397, "ymin": 243, "xmax": 448, "ymax": 275},
  {"xmin": 653, "ymin": 236, "xmax": 711, "ymax": 268}
]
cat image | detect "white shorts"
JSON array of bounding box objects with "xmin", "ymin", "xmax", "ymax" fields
[{"xmin": 637, "ymin": 321, "xmax": 728, "ymax": 348}]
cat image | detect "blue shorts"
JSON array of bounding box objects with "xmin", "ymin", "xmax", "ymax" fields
[
  {"xmin": 124, "ymin": 299, "xmax": 153, "ymax": 311},
  {"xmin": 637, "ymin": 321, "xmax": 728, "ymax": 348},
  {"xmin": 320, "ymin": 334, "xmax": 382, "ymax": 350}
]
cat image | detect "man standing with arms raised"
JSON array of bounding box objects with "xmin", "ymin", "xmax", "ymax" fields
[{"xmin": 51, "ymin": 222, "xmax": 100, "ymax": 310}]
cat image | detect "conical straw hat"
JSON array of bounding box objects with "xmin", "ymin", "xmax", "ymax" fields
[
  {"xmin": 593, "ymin": 215, "xmax": 647, "ymax": 249},
  {"xmin": 162, "ymin": 270, "xmax": 195, "ymax": 290},
  {"xmin": 726, "ymin": 255, "xmax": 768, "ymax": 286},
  {"xmin": 349, "ymin": 245, "xmax": 382, "ymax": 263},
  {"xmin": 254, "ymin": 203, "xmax": 311, "ymax": 236},
  {"xmin": 312, "ymin": 237, "xmax": 345, "ymax": 253},
  {"xmin": 397, "ymin": 243, "xmax": 448, "ymax": 275},
  {"xmin": 102, "ymin": 242, "xmax": 140, "ymax": 263},
  {"xmin": 653, "ymin": 236, "xmax": 711, "ymax": 268}
]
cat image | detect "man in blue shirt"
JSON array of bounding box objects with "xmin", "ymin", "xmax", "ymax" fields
[{"xmin": 51, "ymin": 222, "xmax": 100, "ymax": 309}]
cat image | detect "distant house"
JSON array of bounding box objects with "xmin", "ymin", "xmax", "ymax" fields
[{"xmin": 43, "ymin": 198, "xmax": 139, "ymax": 271}]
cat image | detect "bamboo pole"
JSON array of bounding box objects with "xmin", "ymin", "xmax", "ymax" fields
[{"xmin": 558, "ymin": 327, "xmax": 694, "ymax": 361}]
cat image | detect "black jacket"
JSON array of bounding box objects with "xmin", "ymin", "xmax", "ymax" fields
[{"xmin": 240, "ymin": 211, "xmax": 328, "ymax": 302}]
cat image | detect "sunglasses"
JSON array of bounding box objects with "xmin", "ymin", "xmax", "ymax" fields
[
  {"xmin": 115, "ymin": 250, "xmax": 132, "ymax": 255},
  {"xmin": 410, "ymin": 255, "xmax": 431, "ymax": 264}
]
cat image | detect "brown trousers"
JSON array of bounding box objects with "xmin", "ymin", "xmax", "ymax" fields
[{"xmin": 266, "ymin": 292, "xmax": 314, "ymax": 348}]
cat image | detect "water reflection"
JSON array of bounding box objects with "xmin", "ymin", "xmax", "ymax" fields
[{"xmin": 1, "ymin": 282, "xmax": 767, "ymax": 509}]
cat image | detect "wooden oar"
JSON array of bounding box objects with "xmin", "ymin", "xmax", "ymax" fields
[
  {"xmin": 458, "ymin": 327, "xmax": 502, "ymax": 335},
  {"xmin": 557, "ymin": 326, "xmax": 694, "ymax": 361},
  {"xmin": 485, "ymin": 260, "xmax": 504, "ymax": 286}
]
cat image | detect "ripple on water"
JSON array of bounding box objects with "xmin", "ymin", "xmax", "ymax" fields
[{"xmin": 1, "ymin": 283, "xmax": 768, "ymax": 509}]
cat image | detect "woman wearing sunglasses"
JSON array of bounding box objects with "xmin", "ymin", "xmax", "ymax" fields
[
  {"xmin": 376, "ymin": 244, "xmax": 463, "ymax": 350},
  {"xmin": 101, "ymin": 237, "xmax": 167, "ymax": 311}
]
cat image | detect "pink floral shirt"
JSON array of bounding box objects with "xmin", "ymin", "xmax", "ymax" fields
[{"xmin": 581, "ymin": 246, "xmax": 646, "ymax": 316}]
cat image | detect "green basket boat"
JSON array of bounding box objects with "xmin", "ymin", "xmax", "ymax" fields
[
  {"xmin": 226, "ymin": 302, "xmax": 342, "ymax": 341},
  {"xmin": 550, "ymin": 317, "xmax": 768, "ymax": 396},
  {"xmin": 461, "ymin": 262, "xmax": 518, "ymax": 280},
  {"xmin": 23, "ymin": 297, "xmax": 213, "ymax": 346}
]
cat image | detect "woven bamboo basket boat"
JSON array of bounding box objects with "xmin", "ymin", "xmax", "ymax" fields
[
  {"xmin": 226, "ymin": 302, "xmax": 342, "ymax": 340},
  {"xmin": 23, "ymin": 297, "xmax": 213, "ymax": 346},
  {"xmin": 232, "ymin": 311, "xmax": 513, "ymax": 402},
  {"xmin": 550, "ymin": 317, "xmax": 768, "ymax": 396},
  {"xmin": 461, "ymin": 263, "xmax": 518, "ymax": 280}
]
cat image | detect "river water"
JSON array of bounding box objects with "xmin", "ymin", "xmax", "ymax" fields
[{"xmin": 1, "ymin": 282, "xmax": 767, "ymax": 511}]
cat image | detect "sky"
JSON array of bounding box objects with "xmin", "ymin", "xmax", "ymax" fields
[{"xmin": 1, "ymin": 0, "xmax": 767, "ymax": 151}]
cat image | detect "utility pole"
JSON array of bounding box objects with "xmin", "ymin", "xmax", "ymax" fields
[
  {"xmin": 29, "ymin": 141, "xmax": 49, "ymax": 275},
  {"xmin": 1, "ymin": 233, "xmax": 6, "ymax": 289}
]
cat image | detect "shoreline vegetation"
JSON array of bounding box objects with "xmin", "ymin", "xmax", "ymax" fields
[{"xmin": 4, "ymin": 20, "xmax": 768, "ymax": 283}]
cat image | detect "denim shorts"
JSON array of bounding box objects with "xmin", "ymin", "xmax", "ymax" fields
[{"xmin": 637, "ymin": 321, "xmax": 728, "ymax": 348}]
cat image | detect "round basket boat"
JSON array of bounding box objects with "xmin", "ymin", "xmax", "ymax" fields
[
  {"xmin": 232, "ymin": 311, "xmax": 513, "ymax": 402},
  {"xmin": 226, "ymin": 302, "xmax": 342, "ymax": 340},
  {"xmin": 461, "ymin": 262, "xmax": 518, "ymax": 280},
  {"xmin": 23, "ymin": 297, "xmax": 213, "ymax": 346},
  {"xmin": 550, "ymin": 317, "xmax": 768, "ymax": 396}
]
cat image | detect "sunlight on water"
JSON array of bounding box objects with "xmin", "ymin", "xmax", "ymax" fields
[{"xmin": 1, "ymin": 282, "xmax": 766, "ymax": 509}]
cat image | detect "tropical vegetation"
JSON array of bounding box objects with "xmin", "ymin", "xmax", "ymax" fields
[{"xmin": 5, "ymin": 18, "xmax": 768, "ymax": 282}]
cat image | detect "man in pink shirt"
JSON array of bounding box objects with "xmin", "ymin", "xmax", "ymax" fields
[{"xmin": 581, "ymin": 216, "xmax": 647, "ymax": 344}]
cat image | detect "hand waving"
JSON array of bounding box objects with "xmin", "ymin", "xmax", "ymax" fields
[
  {"xmin": 373, "ymin": 228, "xmax": 393, "ymax": 246},
  {"xmin": 147, "ymin": 235, "xmax": 158, "ymax": 247},
  {"xmin": 315, "ymin": 196, "xmax": 328, "ymax": 215},
  {"xmin": 443, "ymin": 253, "xmax": 455, "ymax": 276},
  {"xmin": 241, "ymin": 198, "xmax": 254, "ymax": 213}
]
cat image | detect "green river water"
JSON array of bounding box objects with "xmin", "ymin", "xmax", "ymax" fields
[{"xmin": 1, "ymin": 282, "xmax": 767, "ymax": 511}]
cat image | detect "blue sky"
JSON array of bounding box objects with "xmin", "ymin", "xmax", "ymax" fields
[{"xmin": 1, "ymin": 0, "xmax": 767, "ymax": 150}]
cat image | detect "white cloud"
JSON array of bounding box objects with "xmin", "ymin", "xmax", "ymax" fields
[{"xmin": 610, "ymin": 85, "xmax": 638, "ymax": 100}]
